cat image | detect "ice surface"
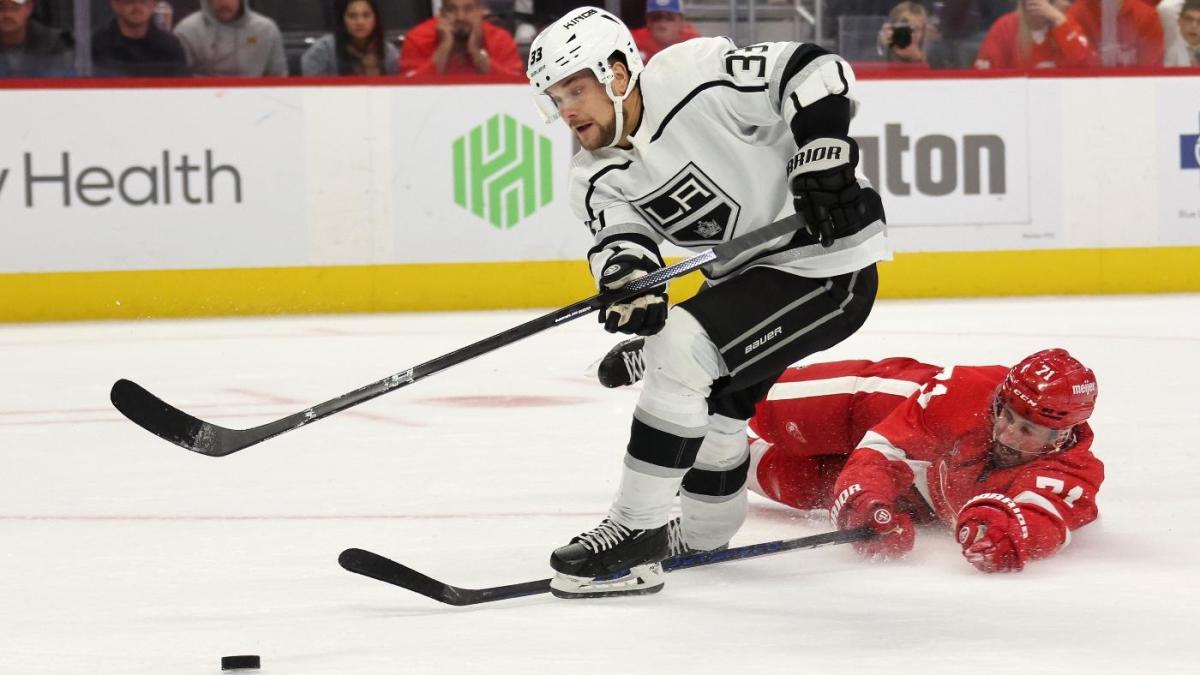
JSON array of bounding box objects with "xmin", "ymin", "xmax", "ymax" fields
[{"xmin": 2, "ymin": 295, "xmax": 1198, "ymax": 674}]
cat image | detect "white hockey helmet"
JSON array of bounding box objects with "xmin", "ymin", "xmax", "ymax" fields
[{"xmin": 526, "ymin": 6, "xmax": 644, "ymax": 148}]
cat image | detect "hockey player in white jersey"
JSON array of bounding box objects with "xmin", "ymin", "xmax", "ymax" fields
[{"xmin": 527, "ymin": 7, "xmax": 889, "ymax": 597}]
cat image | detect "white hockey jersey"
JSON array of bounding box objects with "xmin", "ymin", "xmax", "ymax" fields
[{"xmin": 569, "ymin": 37, "xmax": 890, "ymax": 282}]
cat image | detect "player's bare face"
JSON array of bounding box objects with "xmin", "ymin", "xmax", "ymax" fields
[
  {"xmin": 547, "ymin": 72, "xmax": 616, "ymax": 150},
  {"xmin": 991, "ymin": 405, "xmax": 1067, "ymax": 467}
]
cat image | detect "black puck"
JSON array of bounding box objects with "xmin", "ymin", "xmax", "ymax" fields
[{"xmin": 221, "ymin": 655, "xmax": 261, "ymax": 670}]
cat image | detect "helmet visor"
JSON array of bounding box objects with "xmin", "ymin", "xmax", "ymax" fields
[
  {"xmin": 991, "ymin": 404, "xmax": 1071, "ymax": 466},
  {"xmin": 533, "ymin": 92, "xmax": 561, "ymax": 123}
]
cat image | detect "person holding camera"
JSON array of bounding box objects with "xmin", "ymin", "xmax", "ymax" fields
[
  {"xmin": 878, "ymin": 1, "xmax": 933, "ymax": 66},
  {"xmin": 974, "ymin": 0, "xmax": 1092, "ymax": 69}
]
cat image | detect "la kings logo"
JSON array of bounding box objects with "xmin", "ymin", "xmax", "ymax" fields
[{"xmin": 632, "ymin": 163, "xmax": 741, "ymax": 246}]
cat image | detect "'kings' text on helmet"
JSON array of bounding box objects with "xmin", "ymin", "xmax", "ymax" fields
[{"xmin": 526, "ymin": 6, "xmax": 644, "ymax": 148}]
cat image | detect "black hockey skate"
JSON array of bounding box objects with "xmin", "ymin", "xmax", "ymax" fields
[
  {"xmin": 549, "ymin": 518, "xmax": 669, "ymax": 598},
  {"xmin": 597, "ymin": 337, "xmax": 646, "ymax": 388}
]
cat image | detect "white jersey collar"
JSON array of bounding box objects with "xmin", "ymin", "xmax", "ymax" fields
[{"xmin": 621, "ymin": 84, "xmax": 653, "ymax": 155}]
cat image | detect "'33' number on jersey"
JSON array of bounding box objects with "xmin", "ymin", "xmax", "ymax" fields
[{"xmin": 724, "ymin": 44, "xmax": 769, "ymax": 81}]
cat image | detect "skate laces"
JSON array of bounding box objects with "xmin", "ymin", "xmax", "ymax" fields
[
  {"xmin": 577, "ymin": 519, "xmax": 633, "ymax": 553},
  {"xmin": 665, "ymin": 517, "xmax": 728, "ymax": 556},
  {"xmin": 621, "ymin": 345, "xmax": 646, "ymax": 383},
  {"xmin": 666, "ymin": 518, "xmax": 688, "ymax": 557},
  {"xmin": 596, "ymin": 337, "xmax": 647, "ymax": 388}
]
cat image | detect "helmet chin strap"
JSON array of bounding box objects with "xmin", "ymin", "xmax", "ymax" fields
[{"xmin": 602, "ymin": 73, "xmax": 640, "ymax": 149}]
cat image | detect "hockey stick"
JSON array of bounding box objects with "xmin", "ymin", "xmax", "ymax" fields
[
  {"xmin": 337, "ymin": 526, "xmax": 873, "ymax": 606},
  {"xmin": 110, "ymin": 214, "xmax": 805, "ymax": 457}
]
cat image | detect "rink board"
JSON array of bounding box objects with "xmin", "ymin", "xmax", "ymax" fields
[
  {"xmin": 2, "ymin": 247, "xmax": 1198, "ymax": 322},
  {"xmin": 1, "ymin": 73, "xmax": 1198, "ymax": 320}
]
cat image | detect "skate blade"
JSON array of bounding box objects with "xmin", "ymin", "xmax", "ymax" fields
[{"xmin": 549, "ymin": 564, "xmax": 664, "ymax": 599}]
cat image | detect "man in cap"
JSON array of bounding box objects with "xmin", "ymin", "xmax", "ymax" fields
[{"xmin": 631, "ymin": 0, "xmax": 700, "ymax": 61}]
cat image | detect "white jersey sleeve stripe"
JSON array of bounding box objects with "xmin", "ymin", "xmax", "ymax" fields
[
  {"xmin": 766, "ymin": 375, "xmax": 925, "ymax": 401},
  {"xmin": 1013, "ymin": 490, "xmax": 1064, "ymax": 521},
  {"xmin": 782, "ymin": 54, "xmax": 852, "ymax": 109},
  {"xmin": 1013, "ymin": 489, "xmax": 1071, "ymax": 547},
  {"xmin": 766, "ymin": 42, "xmax": 800, "ymax": 113},
  {"xmin": 857, "ymin": 430, "xmax": 934, "ymax": 510}
]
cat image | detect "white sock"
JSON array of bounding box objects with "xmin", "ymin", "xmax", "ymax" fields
[{"xmin": 607, "ymin": 456, "xmax": 685, "ymax": 530}]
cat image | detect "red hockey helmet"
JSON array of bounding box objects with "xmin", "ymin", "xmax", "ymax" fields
[{"xmin": 996, "ymin": 349, "xmax": 1097, "ymax": 430}]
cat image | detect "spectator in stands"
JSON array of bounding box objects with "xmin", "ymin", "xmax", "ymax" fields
[
  {"xmin": 0, "ymin": 0, "xmax": 73, "ymax": 77},
  {"xmin": 174, "ymin": 0, "xmax": 287, "ymax": 76},
  {"xmin": 92, "ymin": 0, "xmax": 190, "ymax": 77},
  {"xmin": 1067, "ymin": 0, "xmax": 1164, "ymax": 66},
  {"xmin": 631, "ymin": 0, "xmax": 700, "ymax": 62},
  {"xmin": 301, "ymin": 0, "xmax": 397, "ymax": 76},
  {"xmin": 974, "ymin": 0, "xmax": 1092, "ymax": 69},
  {"xmin": 400, "ymin": 0, "xmax": 523, "ymax": 78},
  {"xmin": 1160, "ymin": 0, "xmax": 1184, "ymax": 60},
  {"xmin": 1165, "ymin": 0, "xmax": 1200, "ymax": 65},
  {"xmin": 878, "ymin": 1, "xmax": 933, "ymax": 67},
  {"xmin": 1160, "ymin": 0, "xmax": 1182, "ymax": 58}
]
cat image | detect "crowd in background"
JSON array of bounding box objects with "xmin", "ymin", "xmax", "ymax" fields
[{"xmin": 0, "ymin": 0, "xmax": 1196, "ymax": 79}]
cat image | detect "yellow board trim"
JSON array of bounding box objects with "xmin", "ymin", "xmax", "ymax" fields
[{"xmin": 3, "ymin": 246, "xmax": 1199, "ymax": 323}]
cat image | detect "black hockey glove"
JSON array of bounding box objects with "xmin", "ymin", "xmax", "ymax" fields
[
  {"xmin": 597, "ymin": 251, "xmax": 668, "ymax": 336},
  {"xmin": 788, "ymin": 136, "xmax": 871, "ymax": 247}
]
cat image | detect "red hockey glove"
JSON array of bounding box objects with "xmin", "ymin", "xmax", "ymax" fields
[
  {"xmin": 955, "ymin": 494, "xmax": 1030, "ymax": 573},
  {"xmin": 830, "ymin": 484, "xmax": 914, "ymax": 560}
]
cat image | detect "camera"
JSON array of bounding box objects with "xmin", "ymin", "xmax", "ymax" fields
[{"xmin": 890, "ymin": 24, "xmax": 913, "ymax": 49}]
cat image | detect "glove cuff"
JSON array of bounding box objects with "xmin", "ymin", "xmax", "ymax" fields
[
  {"xmin": 786, "ymin": 135, "xmax": 859, "ymax": 180},
  {"xmin": 592, "ymin": 246, "xmax": 661, "ymax": 291},
  {"xmin": 957, "ymin": 493, "xmax": 1030, "ymax": 542},
  {"xmin": 829, "ymin": 483, "xmax": 890, "ymax": 528}
]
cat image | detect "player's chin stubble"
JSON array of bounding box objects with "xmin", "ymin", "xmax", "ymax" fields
[{"xmin": 581, "ymin": 121, "xmax": 616, "ymax": 150}]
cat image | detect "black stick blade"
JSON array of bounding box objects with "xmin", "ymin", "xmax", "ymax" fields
[
  {"xmin": 110, "ymin": 379, "xmax": 238, "ymax": 457},
  {"xmin": 339, "ymin": 548, "xmax": 552, "ymax": 606}
]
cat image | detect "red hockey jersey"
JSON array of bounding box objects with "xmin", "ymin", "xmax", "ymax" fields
[
  {"xmin": 750, "ymin": 358, "xmax": 944, "ymax": 514},
  {"xmin": 752, "ymin": 359, "xmax": 1105, "ymax": 561}
]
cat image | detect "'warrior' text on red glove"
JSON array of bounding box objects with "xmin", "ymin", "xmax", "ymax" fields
[{"xmin": 830, "ymin": 483, "xmax": 914, "ymax": 560}]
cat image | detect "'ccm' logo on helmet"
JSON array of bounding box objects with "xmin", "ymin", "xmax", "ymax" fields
[{"xmin": 562, "ymin": 8, "xmax": 598, "ymax": 28}]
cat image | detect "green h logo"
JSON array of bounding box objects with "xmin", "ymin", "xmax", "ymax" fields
[{"xmin": 453, "ymin": 114, "xmax": 554, "ymax": 229}]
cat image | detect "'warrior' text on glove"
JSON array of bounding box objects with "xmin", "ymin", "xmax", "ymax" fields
[{"xmin": 787, "ymin": 136, "xmax": 873, "ymax": 248}]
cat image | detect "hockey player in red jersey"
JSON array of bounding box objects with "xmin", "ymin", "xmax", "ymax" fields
[{"xmin": 747, "ymin": 349, "xmax": 1103, "ymax": 573}]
